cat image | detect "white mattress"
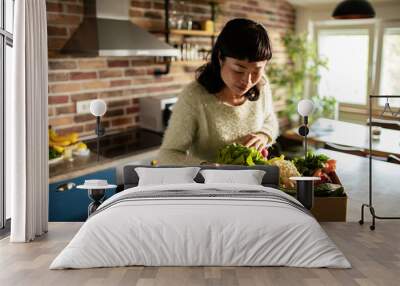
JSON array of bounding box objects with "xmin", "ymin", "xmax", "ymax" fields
[{"xmin": 50, "ymin": 183, "xmax": 351, "ymax": 269}]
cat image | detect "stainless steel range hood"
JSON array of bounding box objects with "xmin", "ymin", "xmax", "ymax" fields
[{"xmin": 62, "ymin": 0, "xmax": 178, "ymax": 57}]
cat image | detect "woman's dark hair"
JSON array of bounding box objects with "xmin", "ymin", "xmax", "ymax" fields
[{"xmin": 196, "ymin": 18, "xmax": 272, "ymax": 101}]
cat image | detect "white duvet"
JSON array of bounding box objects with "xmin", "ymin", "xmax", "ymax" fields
[{"xmin": 50, "ymin": 183, "xmax": 351, "ymax": 269}]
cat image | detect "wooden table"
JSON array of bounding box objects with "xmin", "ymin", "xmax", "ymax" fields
[
  {"xmin": 317, "ymin": 148, "xmax": 400, "ymax": 221},
  {"xmin": 284, "ymin": 118, "xmax": 400, "ymax": 157}
]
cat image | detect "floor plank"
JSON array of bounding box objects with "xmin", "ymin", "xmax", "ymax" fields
[{"xmin": 1, "ymin": 222, "xmax": 399, "ymax": 286}]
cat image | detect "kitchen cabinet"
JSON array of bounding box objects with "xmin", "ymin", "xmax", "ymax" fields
[{"xmin": 49, "ymin": 168, "xmax": 116, "ymax": 222}]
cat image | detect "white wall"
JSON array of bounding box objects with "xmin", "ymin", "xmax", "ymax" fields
[{"xmin": 295, "ymin": 1, "xmax": 400, "ymax": 34}]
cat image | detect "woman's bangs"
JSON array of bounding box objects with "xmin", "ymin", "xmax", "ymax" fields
[{"xmin": 221, "ymin": 29, "xmax": 272, "ymax": 62}]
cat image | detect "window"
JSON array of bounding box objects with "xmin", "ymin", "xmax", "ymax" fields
[
  {"xmin": 378, "ymin": 27, "xmax": 400, "ymax": 108},
  {"xmin": 317, "ymin": 28, "xmax": 372, "ymax": 106},
  {"xmin": 1, "ymin": 0, "xmax": 14, "ymax": 230},
  {"xmin": 314, "ymin": 20, "xmax": 400, "ymax": 117}
]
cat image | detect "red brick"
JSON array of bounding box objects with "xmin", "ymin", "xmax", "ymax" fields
[
  {"xmin": 48, "ymin": 72, "xmax": 69, "ymax": 82},
  {"xmin": 67, "ymin": 26, "xmax": 79, "ymax": 37},
  {"xmin": 111, "ymin": 117, "xmax": 133, "ymax": 126},
  {"xmin": 84, "ymin": 121, "xmax": 110, "ymax": 132},
  {"xmin": 130, "ymin": 77, "xmax": 154, "ymax": 84},
  {"xmin": 74, "ymin": 114, "xmax": 94, "ymax": 122},
  {"xmin": 49, "ymin": 116, "xmax": 74, "ymax": 126},
  {"xmin": 71, "ymin": 92, "xmax": 98, "ymax": 102},
  {"xmin": 48, "ymin": 26, "xmax": 68, "ymax": 36},
  {"xmin": 46, "ymin": 2, "xmax": 64, "ymax": 13},
  {"xmin": 81, "ymin": 80, "xmax": 109, "ymax": 90},
  {"xmin": 107, "ymin": 60, "xmax": 129, "ymax": 68},
  {"xmin": 153, "ymin": 2, "xmax": 165, "ymax": 10},
  {"xmin": 48, "ymin": 95, "xmax": 69, "ymax": 104},
  {"xmin": 78, "ymin": 59, "xmax": 107, "ymax": 69},
  {"xmin": 49, "ymin": 60, "xmax": 77, "ymax": 70},
  {"xmin": 123, "ymin": 87, "xmax": 147, "ymax": 96},
  {"xmin": 129, "ymin": 9, "xmax": 143, "ymax": 17},
  {"xmin": 48, "ymin": 38, "xmax": 68, "ymax": 50},
  {"xmin": 56, "ymin": 105, "xmax": 76, "ymax": 115},
  {"xmin": 110, "ymin": 79, "xmax": 131, "ymax": 87},
  {"xmin": 70, "ymin": 71, "xmax": 97, "ymax": 80},
  {"xmin": 127, "ymin": 106, "xmax": 140, "ymax": 114},
  {"xmin": 50, "ymin": 82, "xmax": 81, "ymax": 94},
  {"xmin": 104, "ymin": 109, "xmax": 124, "ymax": 118},
  {"xmin": 131, "ymin": 1, "xmax": 151, "ymax": 9},
  {"xmin": 66, "ymin": 4, "xmax": 83, "ymax": 14},
  {"xmin": 191, "ymin": 6, "xmax": 209, "ymax": 14},
  {"xmin": 108, "ymin": 100, "xmax": 131, "ymax": 108},
  {"xmin": 125, "ymin": 68, "xmax": 146, "ymax": 76},
  {"xmin": 98, "ymin": 90, "xmax": 124, "ymax": 98},
  {"xmin": 144, "ymin": 11, "xmax": 162, "ymax": 19},
  {"xmin": 47, "ymin": 14, "xmax": 82, "ymax": 26},
  {"xmin": 99, "ymin": 70, "xmax": 123, "ymax": 78},
  {"xmin": 56, "ymin": 125, "xmax": 84, "ymax": 136}
]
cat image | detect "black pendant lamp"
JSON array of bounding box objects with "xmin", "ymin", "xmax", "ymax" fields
[{"xmin": 332, "ymin": 0, "xmax": 376, "ymax": 19}]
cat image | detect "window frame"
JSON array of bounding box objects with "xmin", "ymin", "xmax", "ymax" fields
[
  {"xmin": 373, "ymin": 20, "xmax": 400, "ymax": 109},
  {"xmin": 312, "ymin": 19, "xmax": 377, "ymax": 113},
  {"xmin": 0, "ymin": 0, "xmax": 13, "ymax": 230}
]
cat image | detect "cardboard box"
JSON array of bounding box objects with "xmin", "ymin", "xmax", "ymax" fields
[
  {"xmin": 311, "ymin": 195, "xmax": 347, "ymax": 222},
  {"xmin": 311, "ymin": 171, "xmax": 347, "ymax": 222}
]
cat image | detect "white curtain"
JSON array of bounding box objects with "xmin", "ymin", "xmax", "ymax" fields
[{"xmin": 8, "ymin": 0, "xmax": 49, "ymax": 242}]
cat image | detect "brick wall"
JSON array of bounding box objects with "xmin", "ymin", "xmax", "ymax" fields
[{"xmin": 47, "ymin": 0, "xmax": 295, "ymax": 137}]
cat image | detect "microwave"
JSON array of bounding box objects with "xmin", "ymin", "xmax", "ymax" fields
[{"xmin": 139, "ymin": 95, "xmax": 178, "ymax": 133}]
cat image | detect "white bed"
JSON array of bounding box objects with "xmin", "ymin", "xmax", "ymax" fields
[{"xmin": 50, "ymin": 182, "xmax": 351, "ymax": 269}]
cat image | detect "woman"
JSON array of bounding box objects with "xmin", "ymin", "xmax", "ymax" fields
[{"xmin": 158, "ymin": 18, "xmax": 279, "ymax": 165}]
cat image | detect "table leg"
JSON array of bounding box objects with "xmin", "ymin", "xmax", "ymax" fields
[
  {"xmin": 296, "ymin": 181, "xmax": 314, "ymax": 210},
  {"xmin": 87, "ymin": 189, "xmax": 106, "ymax": 216}
]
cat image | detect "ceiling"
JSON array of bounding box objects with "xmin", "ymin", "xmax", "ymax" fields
[{"xmin": 287, "ymin": 0, "xmax": 398, "ymax": 8}]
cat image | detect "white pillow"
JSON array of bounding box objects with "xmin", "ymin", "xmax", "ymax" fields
[
  {"xmin": 200, "ymin": 169, "xmax": 266, "ymax": 185},
  {"xmin": 135, "ymin": 167, "xmax": 201, "ymax": 186}
]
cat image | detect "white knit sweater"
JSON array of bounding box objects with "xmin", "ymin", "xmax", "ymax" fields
[{"xmin": 157, "ymin": 79, "xmax": 279, "ymax": 165}]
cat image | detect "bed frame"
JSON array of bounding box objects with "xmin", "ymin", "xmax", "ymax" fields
[{"xmin": 123, "ymin": 165, "xmax": 280, "ymax": 190}]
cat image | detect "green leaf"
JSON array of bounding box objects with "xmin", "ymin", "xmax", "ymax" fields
[
  {"xmin": 232, "ymin": 154, "xmax": 245, "ymax": 165},
  {"xmin": 246, "ymin": 154, "xmax": 255, "ymax": 166}
]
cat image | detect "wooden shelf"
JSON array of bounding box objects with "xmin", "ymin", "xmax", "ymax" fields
[{"xmin": 170, "ymin": 29, "xmax": 219, "ymax": 37}]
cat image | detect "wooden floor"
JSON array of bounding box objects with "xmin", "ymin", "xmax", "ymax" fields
[{"xmin": 1, "ymin": 222, "xmax": 399, "ymax": 286}]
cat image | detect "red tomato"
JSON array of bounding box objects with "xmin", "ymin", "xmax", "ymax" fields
[
  {"xmin": 261, "ymin": 148, "xmax": 268, "ymax": 158},
  {"xmin": 313, "ymin": 169, "xmax": 323, "ymax": 177},
  {"xmin": 323, "ymin": 159, "xmax": 336, "ymax": 173}
]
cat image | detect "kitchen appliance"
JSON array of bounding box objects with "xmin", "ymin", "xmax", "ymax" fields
[
  {"xmin": 62, "ymin": 0, "xmax": 178, "ymax": 57},
  {"xmin": 139, "ymin": 95, "xmax": 178, "ymax": 133}
]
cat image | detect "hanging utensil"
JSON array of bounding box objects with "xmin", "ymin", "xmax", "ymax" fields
[{"xmin": 380, "ymin": 97, "xmax": 395, "ymax": 117}]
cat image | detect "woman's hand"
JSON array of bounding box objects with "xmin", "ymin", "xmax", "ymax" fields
[{"xmin": 241, "ymin": 133, "xmax": 269, "ymax": 153}]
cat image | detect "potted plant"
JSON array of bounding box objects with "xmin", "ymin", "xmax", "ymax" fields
[{"xmin": 266, "ymin": 32, "xmax": 337, "ymax": 126}]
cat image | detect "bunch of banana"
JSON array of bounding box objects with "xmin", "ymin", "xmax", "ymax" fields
[
  {"xmin": 48, "ymin": 128, "xmax": 80, "ymax": 153},
  {"xmin": 49, "ymin": 142, "xmax": 65, "ymax": 154}
]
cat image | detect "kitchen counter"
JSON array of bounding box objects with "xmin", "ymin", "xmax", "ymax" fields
[{"xmin": 49, "ymin": 128, "xmax": 163, "ymax": 183}]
